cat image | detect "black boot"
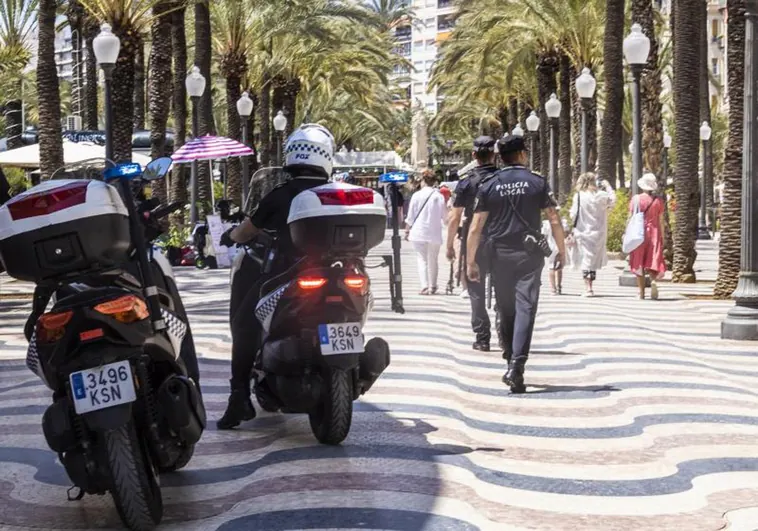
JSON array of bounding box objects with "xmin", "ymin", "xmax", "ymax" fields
[
  {"xmin": 217, "ymin": 381, "xmax": 256, "ymax": 430},
  {"xmin": 472, "ymin": 340, "xmax": 490, "ymax": 352},
  {"xmin": 502, "ymin": 361, "xmax": 526, "ymax": 394}
]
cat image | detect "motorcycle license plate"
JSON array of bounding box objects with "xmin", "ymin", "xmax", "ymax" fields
[
  {"xmin": 318, "ymin": 323, "xmax": 364, "ymax": 355},
  {"xmin": 69, "ymin": 360, "xmax": 137, "ymax": 415}
]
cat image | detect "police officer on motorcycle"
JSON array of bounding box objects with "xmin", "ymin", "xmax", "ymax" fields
[
  {"xmin": 217, "ymin": 124, "xmax": 336, "ymax": 429},
  {"xmin": 466, "ymin": 135, "xmax": 566, "ymax": 394},
  {"xmin": 446, "ymin": 136, "xmax": 498, "ymax": 351}
]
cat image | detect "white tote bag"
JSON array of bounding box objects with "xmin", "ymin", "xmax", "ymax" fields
[{"xmin": 622, "ymin": 196, "xmax": 646, "ymax": 254}]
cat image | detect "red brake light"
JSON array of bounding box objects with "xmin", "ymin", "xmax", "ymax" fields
[
  {"xmin": 315, "ymin": 189, "xmax": 374, "ymax": 206},
  {"xmin": 7, "ymin": 181, "xmax": 89, "ymax": 221},
  {"xmin": 344, "ymin": 276, "xmax": 367, "ymax": 291},
  {"xmin": 297, "ymin": 277, "xmax": 328, "ymax": 290}
]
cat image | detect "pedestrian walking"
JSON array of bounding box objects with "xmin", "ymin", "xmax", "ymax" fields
[
  {"xmin": 406, "ymin": 170, "xmax": 447, "ymax": 295},
  {"xmin": 628, "ymin": 173, "xmax": 666, "ymax": 300},
  {"xmin": 542, "ymin": 217, "xmax": 570, "ymax": 295},
  {"xmin": 446, "ymin": 136, "xmax": 498, "ymax": 351},
  {"xmin": 466, "ymin": 135, "xmax": 566, "ymax": 394},
  {"xmin": 568, "ymin": 172, "xmax": 616, "ymax": 297}
]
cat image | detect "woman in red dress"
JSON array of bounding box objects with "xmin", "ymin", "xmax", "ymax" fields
[{"xmin": 629, "ymin": 173, "xmax": 666, "ymax": 300}]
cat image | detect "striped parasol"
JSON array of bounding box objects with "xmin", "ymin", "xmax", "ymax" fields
[{"xmin": 172, "ymin": 135, "xmax": 254, "ymax": 164}]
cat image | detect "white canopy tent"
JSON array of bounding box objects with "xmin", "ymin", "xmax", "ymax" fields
[
  {"xmin": 0, "ymin": 141, "xmax": 151, "ymax": 169},
  {"xmin": 333, "ymin": 150, "xmax": 412, "ymax": 172}
]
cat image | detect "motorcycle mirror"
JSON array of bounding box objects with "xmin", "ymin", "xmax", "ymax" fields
[{"xmin": 142, "ymin": 157, "xmax": 173, "ymax": 181}]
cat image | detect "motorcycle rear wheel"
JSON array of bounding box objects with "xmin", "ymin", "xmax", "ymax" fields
[
  {"xmin": 308, "ymin": 368, "xmax": 353, "ymax": 445},
  {"xmin": 104, "ymin": 421, "xmax": 163, "ymax": 531}
]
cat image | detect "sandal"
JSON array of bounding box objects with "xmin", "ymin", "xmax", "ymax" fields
[
  {"xmin": 431, "ymin": 286, "xmax": 438, "ymax": 295},
  {"xmin": 419, "ymin": 288, "xmax": 430, "ymax": 295}
]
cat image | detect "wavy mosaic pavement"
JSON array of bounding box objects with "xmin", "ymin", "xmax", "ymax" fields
[{"xmin": 2, "ymin": 240, "xmax": 758, "ymax": 530}]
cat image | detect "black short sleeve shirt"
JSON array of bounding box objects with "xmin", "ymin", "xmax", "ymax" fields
[
  {"xmin": 452, "ymin": 164, "xmax": 497, "ymax": 220},
  {"xmin": 474, "ymin": 166, "xmax": 556, "ymax": 243}
]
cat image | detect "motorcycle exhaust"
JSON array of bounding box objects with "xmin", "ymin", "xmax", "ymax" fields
[
  {"xmin": 358, "ymin": 337, "xmax": 390, "ymax": 395},
  {"xmin": 156, "ymin": 375, "xmax": 206, "ymax": 445}
]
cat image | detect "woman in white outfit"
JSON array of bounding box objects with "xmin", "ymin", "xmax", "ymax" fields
[
  {"xmin": 405, "ymin": 171, "xmax": 447, "ymax": 295},
  {"xmin": 568, "ymin": 172, "xmax": 616, "ymax": 297}
]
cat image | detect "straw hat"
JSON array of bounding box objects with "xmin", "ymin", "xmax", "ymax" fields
[{"xmin": 638, "ymin": 173, "xmax": 658, "ymax": 192}]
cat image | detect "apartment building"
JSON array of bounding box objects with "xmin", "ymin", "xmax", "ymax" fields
[{"xmin": 392, "ymin": 0, "xmax": 457, "ymax": 114}]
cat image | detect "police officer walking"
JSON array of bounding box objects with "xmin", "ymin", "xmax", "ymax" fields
[
  {"xmin": 466, "ymin": 135, "xmax": 566, "ymax": 394},
  {"xmin": 446, "ymin": 136, "xmax": 498, "ymax": 351}
]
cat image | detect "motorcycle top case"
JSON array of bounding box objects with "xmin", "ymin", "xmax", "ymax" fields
[
  {"xmin": 0, "ymin": 179, "xmax": 131, "ymax": 282},
  {"xmin": 287, "ymin": 182, "xmax": 386, "ymax": 257}
]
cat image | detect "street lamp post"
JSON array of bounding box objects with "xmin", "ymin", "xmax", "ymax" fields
[
  {"xmin": 273, "ymin": 110, "xmax": 287, "ymax": 166},
  {"xmin": 185, "ymin": 65, "xmax": 206, "ymax": 225},
  {"xmin": 699, "ymin": 121, "xmax": 713, "ymax": 240},
  {"xmin": 93, "ymin": 23, "xmax": 120, "ymax": 164},
  {"xmin": 512, "ymin": 123, "xmax": 524, "ymax": 138},
  {"xmin": 575, "ymin": 67, "xmax": 597, "ymax": 175},
  {"xmin": 545, "ymin": 93, "xmax": 561, "ymax": 194},
  {"xmin": 722, "ymin": 0, "xmax": 758, "ymax": 340},
  {"xmin": 237, "ymin": 91, "xmax": 254, "ymax": 209},
  {"xmin": 526, "ymin": 111, "xmax": 540, "ymax": 170},
  {"xmin": 623, "ymin": 23, "xmax": 651, "ymax": 195}
]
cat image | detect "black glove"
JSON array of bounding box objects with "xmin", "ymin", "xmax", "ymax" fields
[{"xmin": 220, "ymin": 228, "xmax": 236, "ymax": 248}]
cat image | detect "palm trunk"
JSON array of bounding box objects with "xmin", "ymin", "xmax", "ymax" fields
[
  {"xmin": 507, "ymin": 97, "xmax": 518, "ymax": 130},
  {"xmin": 134, "ymin": 39, "xmax": 146, "ymax": 131},
  {"xmin": 598, "ymin": 0, "xmax": 625, "ymax": 186},
  {"xmin": 558, "ymin": 54, "xmax": 572, "ymax": 202},
  {"xmin": 37, "ymin": 0, "xmax": 64, "ymax": 178},
  {"xmin": 281, "ymin": 77, "xmax": 301, "ymax": 138},
  {"xmin": 5, "ymin": 99, "xmax": 22, "ymax": 149},
  {"xmin": 225, "ymin": 74, "xmax": 242, "ymax": 204},
  {"xmin": 148, "ymin": 3, "xmax": 173, "ymax": 203},
  {"xmin": 110, "ymin": 26, "xmax": 137, "ymax": 163},
  {"xmin": 699, "ymin": 0, "xmax": 714, "ymax": 227},
  {"xmin": 170, "ymin": 6, "xmax": 188, "ymax": 222},
  {"xmin": 671, "ymin": 0, "xmax": 701, "ymax": 283},
  {"xmin": 259, "ymin": 72, "xmax": 272, "ymax": 167},
  {"xmin": 497, "ymin": 104, "xmax": 509, "ymax": 135},
  {"xmin": 195, "ymin": 0, "xmax": 215, "ymax": 213},
  {"xmin": 714, "ymin": 0, "xmax": 745, "ymax": 297},
  {"xmin": 536, "ymin": 52, "xmax": 557, "ymax": 176},
  {"xmin": 84, "ymin": 23, "xmax": 98, "ymax": 130}
]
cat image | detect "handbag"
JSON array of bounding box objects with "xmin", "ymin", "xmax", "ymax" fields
[
  {"xmin": 622, "ymin": 196, "xmax": 656, "ymax": 254},
  {"xmin": 504, "ymin": 193, "xmax": 552, "ymax": 258}
]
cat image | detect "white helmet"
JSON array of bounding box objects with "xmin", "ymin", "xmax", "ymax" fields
[{"xmin": 284, "ymin": 123, "xmax": 336, "ymax": 177}]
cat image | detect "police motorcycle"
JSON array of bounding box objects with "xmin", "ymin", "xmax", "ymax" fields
[
  {"xmin": 232, "ymin": 180, "xmax": 391, "ymax": 445},
  {"xmin": 0, "ymin": 158, "xmax": 206, "ymax": 531}
]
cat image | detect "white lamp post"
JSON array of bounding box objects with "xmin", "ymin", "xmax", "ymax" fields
[
  {"xmin": 185, "ymin": 65, "xmax": 206, "ymax": 225},
  {"xmin": 545, "ymin": 93, "xmax": 561, "ymax": 193},
  {"xmin": 623, "ymin": 23, "xmax": 651, "ymax": 195},
  {"xmin": 699, "ymin": 121, "xmax": 713, "ymax": 240},
  {"xmin": 512, "ymin": 123, "xmax": 524, "ymax": 138},
  {"xmin": 526, "ymin": 111, "xmax": 540, "ymax": 170},
  {"xmin": 93, "ymin": 23, "xmax": 120, "ymax": 163},
  {"xmin": 237, "ymin": 91, "xmax": 254, "ymax": 208},
  {"xmin": 575, "ymin": 67, "xmax": 597, "ymax": 175},
  {"xmin": 273, "ymin": 110, "xmax": 287, "ymax": 166}
]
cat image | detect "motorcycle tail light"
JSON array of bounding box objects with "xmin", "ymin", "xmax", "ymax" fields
[
  {"xmin": 37, "ymin": 310, "xmax": 73, "ymax": 343},
  {"xmin": 315, "ymin": 189, "xmax": 374, "ymax": 206},
  {"xmin": 94, "ymin": 295, "xmax": 149, "ymax": 323},
  {"xmin": 7, "ymin": 181, "xmax": 89, "ymax": 221},
  {"xmin": 297, "ymin": 277, "xmax": 328, "ymax": 290},
  {"xmin": 344, "ymin": 275, "xmax": 367, "ymax": 294}
]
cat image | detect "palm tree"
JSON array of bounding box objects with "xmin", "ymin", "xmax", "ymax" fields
[
  {"xmin": 698, "ymin": 0, "xmax": 714, "ymax": 226},
  {"xmin": 79, "ymin": 0, "xmax": 162, "ymax": 162},
  {"xmin": 714, "ymin": 0, "xmax": 746, "ymax": 297},
  {"xmin": 169, "ymin": 4, "xmax": 187, "ymax": 217},
  {"xmin": 37, "ymin": 0, "xmax": 63, "ymax": 178},
  {"xmin": 147, "ymin": 1, "xmax": 173, "ymax": 202},
  {"xmin": 212, "ymin": 0, "xmax": 252, "ymax": 204},
  {"xmin": 194, "ymin": 0, "xmax": 214, "ymax": 210},
  {"xmin": 598, "ymin": 0, "xmax": 624, "ymax": 186},
  {"xmin": 0, "ymin": 0, "xmax": 38, "ymax": 149},
  {"xmin": 558, "ymin": 52, "xmax": 572, "ymax": 200},
  {"xmin": 633, "ymin": 0, "xmax": 664, "ymax": 178},
  {"xmin": 671, "ymin": 0, "xmax": 701, "ymax": 283},
  {"xmin": 367, "ymin": 0, "xmax": 414, "ymax": 30},
  {"xmin": 84, "ymin": 17, "xmax": 98, "ymax": 130},
  {"xmin": 133, "ymin": 38, "xmax": 145, "ymax": 130}
]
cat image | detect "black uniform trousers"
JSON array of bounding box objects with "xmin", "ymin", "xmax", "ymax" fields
[
  {"xmin": 490, "ymin": 245, "xmax": 544, "ymax": 366},
  {"xmin": 467, "ymin": 247, "xmax": 491, "ymax": 343},
  {"xmin": 229, "ymin": 253, "xmax": 266, "ymax": 390}
]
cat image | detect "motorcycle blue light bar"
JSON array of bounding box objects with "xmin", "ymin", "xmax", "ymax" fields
[
  {"xmin": 104, "ymin": 163, "xmax": 142, "ymax": 180},
  {"xmin": 378, "ymin": 171, "xmax": 409, "ymax": 184}
]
